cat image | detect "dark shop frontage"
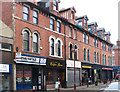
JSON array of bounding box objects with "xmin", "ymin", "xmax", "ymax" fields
[
  {"xmin": 81, "ymin": 62, "xmax": 113, "ymax": 84},
  {"xmin": 46, "ymin": 58, "xmax": 65, "ymax": 89},
  {"xmin": 15, "ymin": 52, "xmax": 47, "ymax": 91}
]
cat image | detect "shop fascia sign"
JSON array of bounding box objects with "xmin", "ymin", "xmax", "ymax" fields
[
  {"xmin": 15, "ymin": 52, "xmax": 46, "ymax": 65},
  {"xmin": 82, "ymin": 65, "xmax": 91, "ymax": 68},
  {"xmin": 67, "ymin": 60, "xmax": 81, "ymax": 68},
  {"xmin": 102, "ymin": 67, "xmax": 113, "ymax": 70},
  {"xmin": 0, "ymin": 64, "xmax": 11, "ymax": 73}
]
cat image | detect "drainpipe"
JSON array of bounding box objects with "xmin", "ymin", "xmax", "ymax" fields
[
  {"xmin": 64, "ymin": 22, "xmax": 66, "ymax": 88},
  {"xmin": 12, "ymin": 0, "xmax": 16, "ymax": 90}
]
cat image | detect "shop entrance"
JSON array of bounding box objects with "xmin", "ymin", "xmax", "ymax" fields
[{"xmin": 33, "ymin": 68, "xmax": 42, "ymax": 91}]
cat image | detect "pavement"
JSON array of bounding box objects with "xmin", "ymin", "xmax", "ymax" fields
[{"xmin": 46, "ymin": 80, "xmax": 120, "ymax": 92}]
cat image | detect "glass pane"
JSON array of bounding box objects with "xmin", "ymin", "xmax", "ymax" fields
[
  {"xmin": 33, "ymin": 43, "xmax": 38, "ymax": 52},
  {"xmin": 33, "ymin": 34, "xmax": 38, "ymax": 43},
  {"xmin": 23, "ymin": 14, "xmax": 28, "ymax": 20},
  {"xmin": 33, "ymin": 17, "xmax": 37, "ymax": 24},
  {"xmin": 23, "ymin": 41, "xmax": 29, "ymax": 51},
  {"xmin": 33, "ymin": 11, "xmax": 37, "ymax": 17},
  {"xmin": 23, "ymin": 31, "xmax": 29, "ymax": 40},
  {"xmin": 23, "ymin": 6, "xmax": 28, "ymax": 13}
]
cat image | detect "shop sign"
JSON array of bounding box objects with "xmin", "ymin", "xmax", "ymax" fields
[
  {"xmin": 50, "ymin": 62, "xmax": 63, "ymax": 67},
  {"xmin": 67, "ymin": 60, "xmax": 81, "ymax": 68},
  {"xmin": 0, "ymin": 64, "xmax": 11, "ymax": 73},
  {"xmin": 102, "ymin": 67, "xmax": 113, "ymax": 70},
  {"xmin": 82, "ymin": 65, "xmax": 91, "ymax": 68},
  {"xmin": 15, "ymin": 52, "xmax": 46, "ymax": 65}
]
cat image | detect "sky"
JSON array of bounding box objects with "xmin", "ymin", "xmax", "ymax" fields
[{"xmin": 59, "ymin": 0, "xmax": 119, "ymax": 45}]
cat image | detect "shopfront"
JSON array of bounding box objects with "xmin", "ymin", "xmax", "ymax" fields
[
  {"xmin": 0, "ymin": 63, "xmax": 12, "ymax": 91},
  {"xmin": 46, "ymin": 58, "xmax": 65, "ymax": 89},
  {"xmin": 66, "ymin": 60, "xmax": 81, "ymax": 87},
  {"xmin": 15, "ymin": 52, "xmax": 46, "ymax": 91}
]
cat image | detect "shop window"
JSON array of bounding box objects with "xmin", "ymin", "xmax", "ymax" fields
[
  {"xmin": 33, "ymin": 10, "xmax": 38, "ymax": 24},
  {"xmin": 0, "ymin": 43, "xmax": 11, "ymax": 51},
  {"xmin": 50, "ymin": 18, "xmax": 54, "ymax": 30},
  {"xmin": 70, "ymin": 44, "xmax": 73, "ymax": 59},
  {"xmin": 33, "ymin": 33, "xmax": 38, "ymax": 53},
  {"xmin": 87, "ymin": 49, "xmax": 90, "ymax": 62},
  {"xmin": 23, "ymin": 30, "xmax": 29, "ymax": 51},
  {"xmin": 23, "ymin": 6, "xmax": 29, "ymax": 21},
  {"xmin": 57, "ymin": 40, "xmax": 61, "ymax": 56},
  {"xmin": 50, "ymin": 38, "xmax": 54, "ymax": 55},
  {"xmin": 84, "ymin": 48, "xmax": 86, "ymax": 61},
  {"xmin": 57, "ymin": 21, "xmax": 61, "ymax": 33}
]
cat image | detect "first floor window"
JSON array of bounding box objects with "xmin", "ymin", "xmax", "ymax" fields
[
  {"xmin": 105, "ymin": 55, "xmax": 106, "ymax": 65},
  {"xmin": 23, "ymin": 30, "xmax": 29, "ymax": 51},
  {"xmin": 57, "ymin": 40, "xmax": 61, "ymax": 56},
  {"xmin": 113, "ymin": 59, "xmax": 115, "ymax": 66},
  {"xmin": 50, "ymin": 38, "xmax": 54, "ymax": 55},
  {"xmin": 102, "ymin": 54, "xmax": 104, "ymax": 65},
  {"xmin": 75, "ymin": 45, "xmax": 77, "ymax": 60},
  {"xmin": 33, "ymin": 33, "xmax": 38, "ymax": 52},
  {"xmin": 97, "ymin": 53, "xmax": 99, "ymax": 63},
  {"xmin": 84, "ymin": 48, "xmax": 86, "ymax": 61},
  {"xmin": 70, "ymin": 44, "xmax": 72, "ymax": 59},
  {"xmin": 87, "ymin": 49, "xmax": 90, "ymax": 61},
  {"xmin": 94, "ymin": 52, "xmax": 96, "ymax": 63}
]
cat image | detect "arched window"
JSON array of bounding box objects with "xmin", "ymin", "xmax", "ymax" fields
[
  {"xmin": 87, "ymin": 49, "xmax": 90, "ymax": 61},
  {"xmin": 33, "ymin": 33, "xmax": 38, "ymax": 52},
  {"xmin": 51, "ymin": 38, "xmax": 54, "ymax": 55},
  {"xmin": 23, "ymin": 30, "xmax": 29, "ymax": 51},
  {"xmin": 84, "ymin": 48, "xmax": 86, "ymax": 61},
  {"xmin": 75, "ymin": 45, "xmax": 77, "ymax": 60},
  {"xmin": 97, "ymin": 53, "xmax": 99, "ymax": 63},
  {"xmin": 94, "ymin": 52, "xmax": 96, "ymax": 63},
  {"xmin": 70, "ymin": 44, "xmax": 72, "ymax": 59},
  {"xmin": 57, "ymin": 40, "xmax": 61, "ymax": 56}
]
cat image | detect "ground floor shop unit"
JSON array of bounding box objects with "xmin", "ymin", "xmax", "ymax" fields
[
  {"xmin": 46, "ymin": 58, "xmax": 66, "ymax": 89},
  {"xmin": 66, "ymin": 60, "xmax": 81, "ymax": 87},
  {"xmin": 81, "ymin": 62, "xmax": 113, "ymax": 85},
  {"xmin": 15, "ymin": 52, "xmax": 47, "ymax": 91},
  {"xmin": 0, "ymin": 64, "xmax": 12, "ymax": 91},
  {"xmin": 113, "ymin": 66, "xmax": 120, "ymax": 79}
]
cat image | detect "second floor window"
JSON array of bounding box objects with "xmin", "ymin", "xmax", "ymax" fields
[
  {"xmin": 87, "ymin": 49, "xmax": 90, "ymax": 61},
  {"xmin": 50, "ymin": 38, "xmax": 54, "ymax": 55},
  {"xmin": 94, "ymin": 38, "xmax": 96, "ymax": 46},
  {"xmin": 53, "ymin": 0, "xmax": 57, "ymax": 10},
  {"xmin": 69, "ymin": 27, "xmax": 72, "ymax": 38},
  {"xmin": 23, "ymin": 6, "xmax": 29, "ymax": 21},
  {"xmin": 105, "ymin": 55, "xmax": 106, "ymax": 65},
  {"xmin": 57, "ymin": 40, "xmax": 61, "ymax": 56},
  {"xmin": 84, "ymin": 48, "xmax": 86, "ymax": 61},
  {"xmin": 94, "ymin": 52, "xmax": 96, "ymax": 63},
  {"xmin": 50, "ymin": 18, "xmax": 54, "ymax": 30},
  {"xmin": 33, "ymin": 10, "xmax": 38, "ymax": 24},
  {"xmin": 84, "ymin": 19, "xmax": 87, "ymax": 27},
  {"xmin": 83, "ymin": 34, "xmax": 86, "ymax": 43},
  {"xmin": 57, "ymin": 21, "xmax": 61, "ymax": 33},
  {"xmin": 70, "ymin": 44, "xmax": 72, "ymax": 59},
  {"xmin": 74, "ymin": 29, "xmax": 77, "ymax": 39},
  {"xmin": 23, "ymin": 30, "xmax": 29, "ymax": 51},
  {"xmin": 87, "ymin": 35, "xmax": 89, "ymax": 44},
  {"xmin": 33, "ymin": 33, "xmax": 38, "ymax": 53}
]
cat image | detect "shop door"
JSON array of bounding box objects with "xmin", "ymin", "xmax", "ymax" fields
[
  {"xmin": 33, "ymin": 68, "xmax": 42, "ymax": 91},
  {"xmin": 57, "ymin": 71, "xmax": 65, "ymax": 87}
]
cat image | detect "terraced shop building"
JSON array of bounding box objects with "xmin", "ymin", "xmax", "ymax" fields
[{"xmin": 1, "ymin": 0, "xmax": 113, "ymax": 91}]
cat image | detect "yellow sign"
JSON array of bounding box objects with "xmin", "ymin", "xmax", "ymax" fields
[
  {"xmin": 82, "ymin": 65, "xmax": 91, "ymax": 68},
  {"xmin": 94, "ymin": 70, "xmax": 96, "ymax": 73},
  {"xmin": 50, "ymin": 62, "xmax": 63, "ymax": 67}
]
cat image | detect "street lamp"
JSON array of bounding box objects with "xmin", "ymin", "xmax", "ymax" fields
[{"xmin": 72, "ymin": 45, "xmax": 77, "ymax": 90}]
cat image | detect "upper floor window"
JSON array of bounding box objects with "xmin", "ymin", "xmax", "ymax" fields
[
  {"xmin": 83, "ymin": 34, "xmax": 86, "ymax": 43},
  {"xmin": 69, "ymin": 27, "xmax": 72, "ymax": 38},
  {"xmin": 23, "ymin": 6, "xmax": 29, "ymax": 21},
  {"xmin": 33, "ymin": 10, "xmax": 38, "ymax": 24},
  {"xmin": 94, "ymin": 52, "xmax": 96, "ymax": 63},
  {"xmin": 74, "ymin": 29, "xmax": 77, "ymax": 39},
  {"xmin": 57, "ymin": 21, "xmax": 61, "ymax": 33},
  {"xmin": 71, "ymin": 11, "xmax": 74, "ymax": 19},
  {"xmin": 23, "ymin": 30, "xmax": 29, "ymax": 51},
  {"xmin": 87, "ymin": 35, "xmax": 89, "ymax": 44},
  {"xmin": 97, "ymin": 40, "xmax": 98, "ymax": 47},
  {"xmin": 95, "ymin": 26, "xmax": 97, "ymax": 33},
  {"xmin": 50, "ymin": 18, "xmax": 54, "ymax": 30},
  {"xmin": 102, "ymin": 42, "xmax": 104, "ymax": 49},
  {"xmin": 33, "ymin": 33, "xmax": 38, "ymax": 53},
  {"xmin": 94, "ymin": 38, "xmax": 96, "ymax": 46},
  {"xmin": 75, "ymin": 45, "xmax": 78, "ymax": 61},
  {"xmin": 70, "ymin": 44, "xmax": 73, "ymax": 59},
  {"xmin": 0, "ymin": 43, "xmax": 11, "ymax": 51},
  {"xmin": 102, "ymin": 54, "xmax": 104, "ymax": 65},
  {"xmin": 105, "ymin": 55, "xmax": 106, "ymax": 65},
  {"xmin": 105, "ymin": 36, "xmax": 107, "ymax": 41},
  {"xmin": 84, "ymin": 48, "xmax": 86, "ymax": 61},
  {"xmin": 97, "ymin": 53, "xmax": 99, "ymax": 63},
  {"xmin": 119, "ymin": 51, "xmax": 120, "ymax": 56},
  {"xmin": 113, "ymin": 59, "xmax": 115, "ymax": 66},
  {"xmin": 104, "ymin": 43, "xmax": 106, "ymax": 50},
  {"xmin": 87, "ymin": 49, "xmax": 90, "ymax": 62},
  {"xmin": 50, "ymin": 38, "xmax": 54, "ymax": 55},
  {"xmin": 57, "ymin": 40, "xmax": 61, "ymax": 56},
  {"xmin": 53, "ymin": 0, "xmax": 57, "ymax": 10},
  {"xmin": 108, "ymin": 45, "xmax": 109, "ymax": 51},
  {"xmin": 84, "ymin": 19, "xmax": 87, "ymax": 27},
  {"xmin": 112, "ymin": 51, "xmax": 115, "ymax": 56}
]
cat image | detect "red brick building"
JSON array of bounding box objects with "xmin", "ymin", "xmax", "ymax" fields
[
  {"xmin": 112, "ymin": 41, "xmax": 120, "ymax": 78},
  {"xmin": 1, "ymin": 0, "xmax": 113, "ymax": 91}
]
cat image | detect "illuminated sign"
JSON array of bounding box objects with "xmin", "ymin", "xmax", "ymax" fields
[
  {"xmin": 82, "ymin": 65, "xmax": 91, "ymax": 68},
  {"xmin": 102, "ymin": 67, "xmax": 113, "ymax": 70}
]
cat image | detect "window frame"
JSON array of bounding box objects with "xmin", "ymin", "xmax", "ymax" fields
[
  {"xmin": 74, "ymin": 29, "xmax": 77, "ymax": 39},
  {"xmin": 50, "ymin": 38, "xmax": 55, "ymax": 55},
  {"xmin": 23, "ymin": 6, "xmax": 29, "ymax": 21},
  {"xmin": 83, "ymin": 34, "xmax": 86, "ymax": 43},
  {"xmin": 50, "ymin": 18, "xmax": 54, "ymax": 30},
  {"xmin": 53, "ymin": 0, "xmax": 57, "ymax": 10},
  {"xmin": 87, "ymin": 35, "xmax": 89, "ymax": 44},
  {"xmin": 23, "ymin": 30, "xmax": 29, "ymax": 51},
  {"xmin": 87, "ymin": 49, "xmax": 90, "ymax": 62},
  {"xmin": 33, "ymin": 33, "xmax": 38, "ymax": 53},
  {"xmin": 94, "ymin": 52, "xmax": 96, "ymax": 63},
  {"xmin": 33, "ymin": 10, "xmax": 38, "ymax": 24},
  {"xmin": 57, "ymin": 40, "xmax": 61, "ymax": 56},
  {"xmin": 97, "ymin": 53, "xmax": 99, "ymax": 63},
  {"xmin": 57, "ymin": 21, "xmax": 61, "ymax": 33},
  {"xmin": 70, "ymin": 44, "xmax": 73, "ymax": 59},
  {"xmin": 84, "ymin": 48, "xmax": 86, "ymax": 61}
]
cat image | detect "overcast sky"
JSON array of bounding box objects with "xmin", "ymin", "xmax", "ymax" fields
[{"xmin": 59, "ymin": 0, "xmax": 119, "ymax": 45}]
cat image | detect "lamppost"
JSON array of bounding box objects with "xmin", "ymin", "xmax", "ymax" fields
[{"xmin": 72, "ymin": 45, "xmax": 77, "ymax": 90}]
